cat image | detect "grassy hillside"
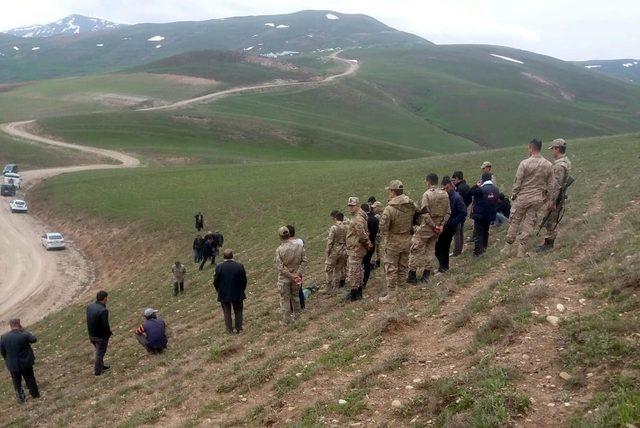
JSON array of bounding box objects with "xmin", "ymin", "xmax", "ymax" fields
[
  {"xmin": 0, "ymin": 10, "xmax": 426, "ymax": 83},
  {"xmin": 0, "ymin": 73, "xmax": 219, "ymax": 122},
  {"xmin": 36, "ymin": 82, "xmax": 478, "ymax": 165},
  {"xmin": 0, "ymin": 132, "xmax": 105, "ymax": 169},
  {"xmin": 129, "ymin": 50, "xmax": 321, "ymax": 85},
  {"xmin": 349, "ymin": 45, "xmax": 640, "ymax": 146},
  {"xmin": 1, "ymin": 133, "xmax": 638, "ymax": 426}
]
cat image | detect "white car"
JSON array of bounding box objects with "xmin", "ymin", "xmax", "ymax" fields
[
  {"xmin": 9, "ymin": 199, "xmax": 28, "ymax": 213},
  {"xmin": 3, "ymin": 173, "xmax": 21, "ymax": 189},
  {"xmin": 41, "ymin": 232, "xmax": 66, "ymax": 250}
]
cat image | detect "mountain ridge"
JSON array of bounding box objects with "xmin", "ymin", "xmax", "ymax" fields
[{"xmin": 4, "ymin": 14, "xmax": 124, "ymax": 38}]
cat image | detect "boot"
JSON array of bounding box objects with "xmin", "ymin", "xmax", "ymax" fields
[
  {"xmin": 516, "ymin": 244, "xmax": 529, "ymax": 258},
  {"xmin": 420, "ymin": 270, "xmax": 431, "ymax": 286},
  {"xmin": 536, "ymin": 238, "xmax": 555, "ymax": 253},
  {"xmin": 339, "ymin": 279, "xmax": 346, "ymax": 288},
  {"xmin": 356, "ymin": 286, "xmax": 363, "ymax": 300},
  {"xmin": 379, "ymin": 292, "xmax": 396, "ymax": 303},
  {"xmin": 349, "ymin": 288, "xmax": 358, "ymax": 301},
  {"xmin": 407, "ymin": 270, "xmax": 418, "ymax": 285},
  {"xmin": 16, "ymin": 389, "xmax": 26, "ymax": 404}
]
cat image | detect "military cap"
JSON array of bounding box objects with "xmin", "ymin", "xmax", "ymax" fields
[
  {"xmin": 549, "ymin": 138, "xmax": 567, "ymax": 149},
  {"xmin": 371, "ymin": 201, "xmax": 383, "ymax": 209},
  {"xmin": 278, "ymin": 226, "xmax": 290, "ymax": 237},
  {"xmin": 385, "ymin": 179, "xmax": 404, "ymax": 191},
  {"xmin": 347, "ymin": 196, "xmax": 359, "ymax": 206},
  {"xmin": 481, "ymin": 161, "xmax": 492, "ymax": 169}
]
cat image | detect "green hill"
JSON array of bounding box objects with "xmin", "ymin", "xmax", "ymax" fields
[
  {"xmin": 0, "ymin": 10, "xmax": 426, "ymax": 83},
  {"xmin": 1, "ymin": 133, "xmax": 638, "ymax": 426}
]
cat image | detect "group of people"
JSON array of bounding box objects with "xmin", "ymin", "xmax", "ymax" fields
[
  {"xmin": 273, "ymin": 137, "xmax": 572, "ymax": 323},
  {"xmin": 0, "ymin": 137, "xmax": 572, "ymax": 402}
]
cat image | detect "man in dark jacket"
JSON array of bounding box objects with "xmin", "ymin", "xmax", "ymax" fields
[
  {"xmin": 451, "ymin": 171, "xmax": 471, "ymax": 256},
  {"xmin": 213, "ymin": 249, "xmax": 248, "ymax": 334},
  {"xmin": 195, "ymin": 212, "xmax": 204, "ymax": 231},
  {"xmin": 210, "ymin": 231, "xmax": 224, "ymax": 265},
  {"xmin": 134, "ymin": 308, "xmax": 168, "ymax": 354},
  {"xmin": 86, "ymin": 290, "xmax": 112, "ymax": 376},
  {"xmin": 0, "ymin": 319, "xmax": 39, "ymax": 403},
  {"xmin": 361, "ymin": 204, "xmax": 379, "ymax": 287},
  {"xmin": 199, "ymin": 236, "xmax": 214, "ymax": 270},
  {"xmin": 436, "ymin": 177, "xmax": 468, "ymax": 272},
  {"xmin": 468, "ymin": 173, "xmax": 500, "ymax": 256}
]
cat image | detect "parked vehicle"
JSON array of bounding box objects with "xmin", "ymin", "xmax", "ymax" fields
[
  {"xmin": 1, "ymin": 184, "xmax": 16, "ymax": 197},
  {"xmin": 41, "ymin": 233, "xmax": 66, "ymax": 250},
  {"xmin": 3, "ymin": 172, "xmax": 21, "ymax": 188},
  {"xmin": 9, "ymin": 199, "xmax": 28, "ymax": 213},
  {"xmin": 3, "ymin": 164, "xmax": 18, "ymax": 174}
]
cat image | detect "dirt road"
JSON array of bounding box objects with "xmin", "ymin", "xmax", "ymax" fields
[
  {"xmin": 137, "ymin": 51, "xmax": 360, "ymax": 112},
  {"xmin": 0, "ymin": 121, "xmax": 140, "ymax": 328}
]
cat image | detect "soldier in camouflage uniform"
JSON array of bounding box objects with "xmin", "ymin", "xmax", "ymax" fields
[
  {"xmin": 346, "ymin": 197, "xmax": 372, "ymax": 301},
  {"xmin": 408, "ymin": 174, "xmax": 451, "ymax": 285},
  {"xmin": 501, "ymin": 139, "xmax": 554, "ymax": 258},
  {"xmin": 378, "ymin": 180, "xmax": 416, "ymax": 303},
  {"xmin": 325, "ymin": 211, "xmax": 348, "ymax": 292},
  {"xmin": 537, "ymin": 138, "xmax": 572, "ymax": 252},
  {"xmin": 275, "ymin": 226, "xmax": 307, "ymax": 325}
]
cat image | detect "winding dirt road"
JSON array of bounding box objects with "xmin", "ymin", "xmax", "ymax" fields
[
  {"xmin": 0, "ymin": 52, "xmax": 358, "ymax": 328},
  {"xmin": 0, "ymin": 121, "xmax": 140, "ymax": 328},
  {"xmin": 137, "ymin": 51, "xmax": 359, "ymax": 111}
]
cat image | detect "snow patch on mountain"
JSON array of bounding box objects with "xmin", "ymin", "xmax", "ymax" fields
[
  {"xmin": 264, "ymin": 23, "xmax": 275, "ymax": 27},
  {"xmin": 584, "ymin": 65, "xmax": 601, "ymax": 69},
  {"xmin": 5, "ymin": 14, "xmax": 124, "ymax": 38},
  {"xmin": 622, "ymin": 62, "xmax": 634, "ymax": 68},
  {"xmin": 276, "ymin": 24, "xmax": 290, "ymax": 29},
  {"xmin": 148, "ymin": 35, "xmax": 165, "ymax": 42},
  {"xmin": 490, "ymin": 54, "xmax": 524, "ymax": 65},
  {"xmin": 326, "ymin": 14, "xmax": 340, "ymax": 20}
]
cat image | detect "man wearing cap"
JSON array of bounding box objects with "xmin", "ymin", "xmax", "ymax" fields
[
  {"xmin": 171, "ymin": 261, "xmax": 187, "ymax": 296},
  {"xmin": 346, "ymin": 197, "xmax": 372, "ymax": 301},
  {"xmin": 451, "ymin": 171, "xmax": 471, "ymax": 256},
  {"xmin": 408, "ymin": 174, "xmax": 451, "ymax": 285},
  {"xmin": 0, "ymin": 318, "xmax": 39, "ymax": 403},
  {"xmin": 378, "ymin": 180, "xmax": 416, "ymax": 302},
  {"xmin": 325, "ymin": 211, "xmax": 348, "ymax": 292},
  {"xmin": 468, "ymin": 173, "xmax": 500, "ymax": 256},
  {"xmin": 537, "ymin": 138, "xmax": 572, "ymax": 252},
  {"xmin": 134, "ymin": 308, "xmax": 168, "ymax": 354},
  {"xmin": 275, "ymin": 226, "xmax": 307, "ymax": 324},
  {"xmin": 501, "ymin": 139, "xmax": 554, "ymax": 257},
  {"xmin": 480, "ymin": 161, "xmax": 497, "ymax": 187}
]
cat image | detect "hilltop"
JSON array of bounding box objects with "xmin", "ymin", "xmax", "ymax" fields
[
  {"xmin": 0, "ymin": 10, "xmax": 426, "ymax": 82},
  {"xmin": 4, "ymin": 14, "xmax": 124, "ymax": 38}
]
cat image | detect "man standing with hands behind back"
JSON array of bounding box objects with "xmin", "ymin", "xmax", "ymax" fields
[
  {"xmin": 213, "ymin": 249, "xmax": 248, "ymax": 334},
  {"xmin": 0, "ymin": 318, "xmax": 39, "ymax": 403},
  {"xmin": 86, "ymin": 290, "xmax": 113, "ymax": 376}
]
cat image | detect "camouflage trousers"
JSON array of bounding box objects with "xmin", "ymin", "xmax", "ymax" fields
[
  {"xmin": 408, "ymin": 228, "xmax": 439, "ymax": 272},
  {"xmin": 506, "ymin": 197, "xmax": 544, "ymax": 253},
  {"xmin": 543, "ymin": 208, "xmax": 561, "ymax": 240},
  {"xmin": 278, "ymin": 279, "xmax": 301, "ymax": 324},
  {"xmin": 325, "ymin": 250, "xmax": 347, "ymax": 291},
  {"xmin": 346, "ymin": 249, "xmax": 366, "ymax": 291},
  {"xmin": 383, "ymin": 235, "xmax": 411, "ymax": 294}
]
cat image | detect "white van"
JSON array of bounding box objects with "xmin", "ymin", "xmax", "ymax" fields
[{"xmin": 3, "ymin": 173, "xmax": 21, "ymax": 189}]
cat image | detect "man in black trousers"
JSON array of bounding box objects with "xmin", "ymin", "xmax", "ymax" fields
[
  {"xmin": 436, "ymin": 176, "xmax": 467, "ymax": 272},
  {"xmin": 361, "ymin": 204, "xmax": 379, "ymax": 287},
  {"xmin": 213, "ymin": 249, "xmax": 248, "ymax": 334},
  {"xmin": 0, "ymin": 319, "xmax": 39, "ymax": 403},
  {"xmin": 86, "ymin": 290, "xmax": 113, "ymax": 376},
  {"xmin": 469, "ymin": 173, "xmax": 500, "ymax": 256}
]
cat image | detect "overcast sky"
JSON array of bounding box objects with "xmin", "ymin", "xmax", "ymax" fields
[{"xmin": 1, "ymin": 0, "xmax": 638, "ymax": 60}]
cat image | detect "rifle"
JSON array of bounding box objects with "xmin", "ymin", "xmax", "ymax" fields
[{"xmin": 537, "ymin": 175, "xmax": 575, "ymax": 235}]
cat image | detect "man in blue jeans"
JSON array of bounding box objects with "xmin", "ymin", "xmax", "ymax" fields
[{"xmin": 86, "ymin": 290, "xmax": 113, "ymax": 376}]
